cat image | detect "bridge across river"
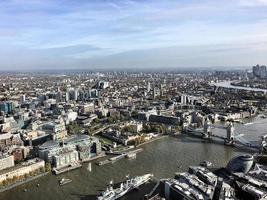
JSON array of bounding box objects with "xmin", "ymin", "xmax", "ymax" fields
[{"xmin": 185, "ymin": 119, "xmax": 267, "ymax": 153}]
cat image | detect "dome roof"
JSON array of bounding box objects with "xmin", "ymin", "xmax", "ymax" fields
[{"xmin": 226, "ymin": 154, "xmax": 254, "ymax": 174}]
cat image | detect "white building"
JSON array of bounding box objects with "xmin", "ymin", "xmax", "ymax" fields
[{"xmin": 0, "ymin": 155, "xmax": 14, "ymax": 171}]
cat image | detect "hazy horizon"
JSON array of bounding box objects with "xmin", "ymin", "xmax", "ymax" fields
[{"xmin": 1, "ymin": 0, "xmax": 267, "ymax": 70}]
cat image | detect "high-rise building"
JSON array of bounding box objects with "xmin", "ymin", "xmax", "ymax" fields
[
  {"xmin": 74, "ymin": 89, "xmax": 79, "ymax": 101},
  {"xmin": 97, "ymin": 81, "xmax": 109, "ymax": 89},
  {"xmin": 65, "ymin": 91, "xmax": 70, "ymax": 102},
  {"xmin": 253, "ymin": 64, "xmax": 267, "ymax": 79},
  {"xmin": 181, "ymin": 95, "xmax": 187, "ymax": 104},
  {"xmin": 147, "ymin": 82, "xmax": 151, "ymax": 92},
  {"xmin": 20, "ymin": 94, "xmax": 26, "ymax": 103},
  {"xmin": 0, "ymin": 102, "xmax": 14, "ymax": 114}
]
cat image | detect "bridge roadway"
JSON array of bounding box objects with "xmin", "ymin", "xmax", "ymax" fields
[{"xmin": 207, "ymin": 132, "xmax": 259, "ymax": 149}]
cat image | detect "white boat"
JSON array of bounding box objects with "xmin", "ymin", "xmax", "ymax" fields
[
  {"xmin": 87, "ymin": 163, "xmax": 92, "ymax": 172},
  {"xmin": 59, "ymin": 178, "xmax": 72, "ymax": 186},
  {"xmin": 260, "ymin": 114, "xmax": 266, "ymax": 119},
  {"xmin": 200, "ymin": 160, "xmax": 212, "ymax": 167},
  {"xmin": 126, "ymin": 153, "xmax": 136, "ymax": 160},
  {"xmin": 97, "ymin": 174, "xmax": 153, "ymax": 200}
]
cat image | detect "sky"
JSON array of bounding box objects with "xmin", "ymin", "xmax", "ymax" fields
[{"xmin": 0, "ymin": 0, "xmax": 267, "ymax": 70}]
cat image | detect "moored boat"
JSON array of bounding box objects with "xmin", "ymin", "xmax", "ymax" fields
[
  {"xmin": 59, "ymin": 178, "xmax": 72, "ymax": 186},
  {"xmin": 97, "ymin": 173, "xmax": 153, "ymax": 200},
  {"xmin": 200, "ymin": 160, "xmax": 212, "ymax": 167}
]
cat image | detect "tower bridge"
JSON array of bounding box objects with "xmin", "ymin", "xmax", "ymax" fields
[
  {"xmin": 186, "ymin": 119, "xmax": 267, "ymax": 154},
  {"xmin": 203, "ymin": 119, "xmax": 236, "ymax": 145}
]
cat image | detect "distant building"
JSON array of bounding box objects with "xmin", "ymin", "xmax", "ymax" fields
[
  {"xmin": 80, "ymin": 103, "xmax": 95, "ymax": 114},
  {"xmin": 147, "ymin": 82, "xmax": 151, "ymax": 92},
  {"xmin": 65, "ymin": 91, "xmax": 70, "ymax": 102},
  {"xmin": 153, "ymin": 87, "xmax": 160, "ymax": 99},
  {"xmin": 12, "ymin": 147, "xmax": 29, "ymax": 162},
  {"xmin": 253, "ymin": 64, "xmax": 267, "ymax": 79},
  {"xmin": 138, "ymin": 109, "xmax": 157, "ymax": 121},
  {"xmin": 65, "ymin": 111, "xmax": 78, "ymax": 124},
  {"xmin": 181, "ymin": 95, "xmax": 187, "ymax": 104},
  {"xmin": 97, "ymin": 81, "xmax": 109, "ymax": 89},
  {"xmin": 125, "ymin": 121, "xmax": 143, "ymax": 133},
  {"xmin": 78, "ymin": 89, "xmax": 99, "ymax": 101},
  {"xmin": 0, "ymin": 133, "xmax": 24, "ymax": 151},
  {"xmin": 149, "ymin": 114, "xmax": 180, "ymax": 125},
  {"xmin": 42, "ymin": 117, "xmax": 68, "ymax": 141},
  {"xmin": 103, "ymin": 129, "xmax": 139, "ymax": 145},
  {"xmin": 74, "ymin": 89, "xmax": 79, "ymax": 101},
  {"xmin": 0, "ymin": 102, "xmax": 14, "ymax": 114},
  {"xmin": 20, "ymin": 94, "xmax": 26, "ymax": 104}
]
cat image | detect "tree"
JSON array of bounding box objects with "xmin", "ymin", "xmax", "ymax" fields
[
  {"xmin": 143, "ymin": 124, "xmax": 151, "ymax": 133},
  {"xmin": 45, "ymin": 163, "xmax": 52, "ymax": 172},
  {"xmin": 67, "ymin": 122, "xmax": 83, "ymax": 135},
  {"xmin": 2, "ymin": 180, "xmax": 8, "ymax": 186},
  {"xmin": 131, "ymin": 110, "xmax": 138, "ymax": 118},
  {"xmin": 40, "ymin": 167, "xmax": 45, "ymax": 173},
  {"xmin": 107, "ymin": 116, "xmax": 114, "ymax": 123},
  {"xmin": 25, "ymin": 173, "xmax": 30, "ymax": 178},
  {"xmin": 93, "ymin": 118, "xmax": 100, "ymax": 123}
]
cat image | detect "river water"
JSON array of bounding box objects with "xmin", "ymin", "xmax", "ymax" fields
[
  {"xmin": 0, "ymin": 116, "xmax": 267, "ymax": 200},
  {"xmin": 212, "ymin": 81, "xmax": 267, "ymax": 92}
]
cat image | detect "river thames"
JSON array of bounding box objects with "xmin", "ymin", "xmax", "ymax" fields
[
  {"xmin": 212, "ymin": 81, "xmax": 267, "ymax": 92},
  {"xmin": 0, "ymin": 116, "xmax": 267, "ymax": 200}
]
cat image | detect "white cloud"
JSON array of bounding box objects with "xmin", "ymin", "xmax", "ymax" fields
[
  {"xmin": 1, "ymin": 0, "xmax": 267, "ymax": 69},
  {"xmin": 239, "ymin": 0, "xmax": 267, "ymax": 6}
]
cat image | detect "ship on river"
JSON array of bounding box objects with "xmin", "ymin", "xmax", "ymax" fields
[{"xmin": 97, "ymin": 173, "xmax": 153, "ymax": 200}]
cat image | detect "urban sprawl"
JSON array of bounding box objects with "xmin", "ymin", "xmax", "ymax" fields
[{"xmin": 0, "ymin": 65, "xmax": 267, "ymax": 200}]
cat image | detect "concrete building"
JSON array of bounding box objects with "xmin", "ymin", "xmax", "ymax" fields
[
  {"xmin": 53, "ymin": 149, "xmax": 79, "ymax": 169},
  {"xmin": 0, "ymin": 102, "xmax": 14, "ymax": 114},
  {"xmin": 65, "ymin": 91, "xmax": 70, "ymax": 102},
  {"xmin": 12, "ymin": 147, "xmax": 27, "ymax": 162},
  {"xmin": 0, "ymin": 158, "xmax": 45, "ymax": 184},
  {"xmin": 149, "ymin": 114, "xmax": 180, "ymax": 125},
  {"xmin": 147, "ymin": 82, "xmax": 151, "ymax": 92},
  {"xmin": 80, "ymin": 103, "xmax": 95, "ymax": 114},
  {"xmin": 126, "ymin": 121, "xmax": 143, "ymax": 133},
  {"xmin": 20, "ymin": 94, "xmax": 26, "ymax": 103},
  {"xmin": 65, "ymin": 111, "xmax": 78, "ymax": 124},
  {"xmin": 38, "ymin": 135, "xmax": 101, "ymax": 168},
  {"xmin": 138, "ymin": 109, "xmax": 158, "ymax": 121},
  {"xmin": 67, "ymin": 134, "xmax": 101, "ymax": 161},
  {"xmin": 103, "ymin": 129, "xmax": 140, "ymax": 145},
  {"xmin": 42, "ymin": 117, "xmax": 68, "ymax": 141},
  {"xmin": 0, "ymin": 155, "xmax": 14, "ymax": 171},
  {"xmin": 253, "ymin": 64, "xmax": 267, "ymax": 79},
  {"xmin": 78, "ymin": 89, "xmax": 99, "ymax": 101},
  {"xmin": 0, "ymin": 133, "xmax": 24, "ymax": 152},
  {"xmin": 97, "ymin": 81, "xmax": 109, "ymax": 89}
]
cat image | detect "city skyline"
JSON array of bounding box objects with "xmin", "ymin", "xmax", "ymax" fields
[{"xmin": 1, "ymin": 0, "xmax": 267, "ymax": 70}]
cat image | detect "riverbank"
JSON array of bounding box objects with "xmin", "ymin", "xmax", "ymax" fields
[
  {"xmin": 136, "ymin": 135, "xmax": 169, "ymax": 148},
  {"xmin": 0, "ymin": 134, "xmax": 258, "ymax": 200},
  {"xmin": 0, "ymin": 135, "xmax": 168, "ymax": 192},
  {"xmin": 0, "ymin": 172, "xmax": 50, "ymax": 193}
]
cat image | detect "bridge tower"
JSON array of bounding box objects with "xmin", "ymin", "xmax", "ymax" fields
[
  {"xmin": 226, "ymin": 122, "xmax": 235, "ymax": 145},
  {"xmin": 203, "ymin": 118, "xmax": 212, "ymax": 139},
  {"xmin": 259, "ymin": 135, "xmax": 267, "ymax": 154}
]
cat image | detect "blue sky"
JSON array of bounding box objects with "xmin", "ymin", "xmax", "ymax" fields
[{"xmin": 0, "ymin": 0, "xmax": 267, "ymax": 70}]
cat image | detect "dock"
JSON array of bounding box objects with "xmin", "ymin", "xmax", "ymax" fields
[
  {"xmin": 53, "ymin": 162, "xmax": 82, "ymax": 175},
  {"xmin": 97, "ymin": 148, "xmax": 143, "ymax": 166}
]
